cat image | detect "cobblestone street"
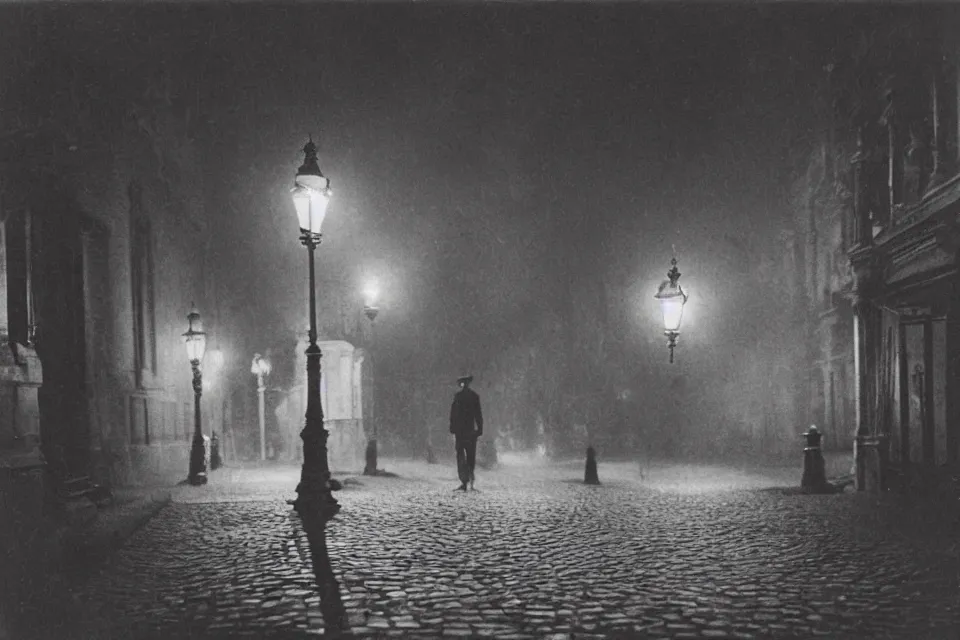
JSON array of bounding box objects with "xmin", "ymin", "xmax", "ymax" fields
[{"xmin": 21, "ymin": 457, "xmax": 960, "ymax": 640}]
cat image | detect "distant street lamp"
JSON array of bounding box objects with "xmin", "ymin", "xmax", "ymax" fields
[
  {"xmin": 183, "ymin": 306, "xmax": 208, "ymax": 485},
  {"xmin": 362, "ymin": 280, "xmax": 380, "ymax": 476},
  {"xmin": 654, "ymin": 256, "xmax": 689, "ymax": 364},
  {"xmin": 289, "ymin": 137, "xmax": 340, "ymax": 523},
  {"xmin": 251, "ymin": 353, "xmax": 272, "ymax": 462}
]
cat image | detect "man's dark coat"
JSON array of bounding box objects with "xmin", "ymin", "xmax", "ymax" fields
[{"xmin": 449, "ymin": 387, "xmax": 483, "ymax": 439}]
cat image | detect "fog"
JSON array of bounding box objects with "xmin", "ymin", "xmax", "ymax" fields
[{"xmin": 5, "ymin": 3, "xmax": 908, "ymax": 464}]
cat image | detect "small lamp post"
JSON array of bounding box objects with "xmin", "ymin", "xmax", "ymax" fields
[
  {"xmin": 362, "ymin": 280, "xmax": 380, "ymax": 476},
  {"xmin": 251, "ymin": 353, "xmax": 272, "ymax": 461},
  {"xmin": 654, "ymin": 256, "xmax": 689, "ymax": 364},
  {"xmin": 205, "ymin": 348, "xmax": 225, "ymax": 469},
  {"xmin": 183, "ymin": 306, "xmax": 208, "ymax": 486},
  {"xmin": 290, "ymin": 137, "xmax": 340, "ymax": 523}
]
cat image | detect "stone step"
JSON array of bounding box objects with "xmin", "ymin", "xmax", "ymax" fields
[{"xmin": 58, "ymin": 476, "xmax": 113, "ymax": 506}]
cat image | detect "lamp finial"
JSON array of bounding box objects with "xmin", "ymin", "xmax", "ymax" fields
[{"xmin": 297, "ymin": 137, "xmax": 323, "ymax": 179}]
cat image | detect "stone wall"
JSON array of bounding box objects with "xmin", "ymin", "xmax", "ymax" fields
[
  {"xmin": 0, "ymin": 51, "xmax": 215, "ymax": 491},
  {"xmin": 326, "ymin": 419, "xmax": 365, "ymax": 474}
]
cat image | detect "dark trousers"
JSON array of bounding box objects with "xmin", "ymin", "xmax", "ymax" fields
[{"xmin": 455, "ymin": 436, "xmax": 477, "ymax": 486}]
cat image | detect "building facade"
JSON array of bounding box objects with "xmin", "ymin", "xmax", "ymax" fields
[
  {"xmin": 840, "ymin": 9, "xmax": 960, "ymax": 491},
  {"xmin": 791, "ymin": 142, "xmax": 857, "ymax": 457},
  {"xmin": 0, "ymin": 18, "xmax": 222, "ymax": 560}
]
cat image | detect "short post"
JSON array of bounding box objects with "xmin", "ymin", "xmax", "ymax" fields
[
  {"xmin": 251, "ymin": 354, "xmax": 271, "ymax": 462},
  {"xmin": 362, "ymin": 293, "xmax": 380, "ymax": 476},
  {"xmin": 364, "ymin": 440, "xmax": 378, "ymax": 477},
  {"xmin": 801, "ymin": 425, "xmax": 828, "ymax": 493},
  {"xmin": 210, "ymin": 431, "xmax": 222, "ymax": 471},
  {"xmin": 584, "ymin": 446, "xmax": 600, "ymax": 485}
]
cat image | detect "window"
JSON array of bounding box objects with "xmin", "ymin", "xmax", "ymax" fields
[{"xmin": 129, "ymin": 183, "xmax": 157, "ymax": 388}]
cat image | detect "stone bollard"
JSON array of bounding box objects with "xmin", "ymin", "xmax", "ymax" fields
[
  {"xmin": 363, "ymin": 439, "xmax": 378, "ymax": 476},
  {"xmin": 584, "ymin": 446, "xmax": 600, "ymax": 485},
  {"xmin": 210, "ymin": 431, "xmax": 222, "ymax": 471},
  {"xmin": 800, "ymin": 425, "xmax": 828, "ymax": 493}
]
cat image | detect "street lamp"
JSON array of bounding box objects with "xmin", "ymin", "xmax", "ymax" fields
[
  {"xmin": 183, "ymin": 306, "xmax": 208, "ymax": 485},
  {"xmin": 251, "ymin": 353, "xmax": 272, "ymax": 461},
  {"xmin": 362, "ymin": 280, "xmax": 380, "ymax": 476},
  {"xmin": 654, "ymin": 256, "xmax": 689, "ymax": 364},
  {"xmin": 290, "ymin": 137, "xmax": 340, "ymax": 523}
]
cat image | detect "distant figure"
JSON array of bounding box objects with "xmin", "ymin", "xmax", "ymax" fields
[{"xmin": 450, "ymin": 375, "xmax": 483, "ymax": 491}]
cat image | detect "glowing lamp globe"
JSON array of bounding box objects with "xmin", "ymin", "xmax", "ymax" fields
[
  {"xmin": 653, "ymin": 257, "xmax": 688, "ymax": 363},
  {"xmin": 251, "ymin": 353, "xmax": 272, "ymax": 377},
  {"xmin": 292, "ymin": 139, "xmax": 332, "ymax": 236},
  {"xmin": 656, "ymin": 283, "xmax": 687, "ymax": 333},
  {"xmin": 182, "ymin": 307, "xmax": 207, "ymax": 363},
  {"xmin": 363, "ymin": 280, "xmax": 380, "ymax": 309}
]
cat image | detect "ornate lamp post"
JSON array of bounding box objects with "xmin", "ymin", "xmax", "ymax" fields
[
  {"xmin": 362, "ymin": 280, "xmax": 380, "ymax": 476},
  {"xmin": 251, "ymin": 353, "xmax": 272, "ymax": 461},
  {"xmin": 183, "ymin": 307, "xmax": 208, "ymax": 485},
  {"xmin": 290, "ymin": 137, "xmax": 340, "ymax": 522},
  {"xmin": 654, "ymin": 256, "xmax": 689, "ymax": 364}
]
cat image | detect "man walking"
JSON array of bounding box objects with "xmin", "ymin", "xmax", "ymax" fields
[{"xmin": 450, "ymin": 375, "xmax": 483, "ymax": 491}]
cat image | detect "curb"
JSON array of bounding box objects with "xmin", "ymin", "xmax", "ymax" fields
[
  {"xmin": 1, "ymin": 491, "xmax": 172, "ymax": 640},
  {"xmin": 60, "ymin": 489, "xmax": 172, "ymax": 573}
]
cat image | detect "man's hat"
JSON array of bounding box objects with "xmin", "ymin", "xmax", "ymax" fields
[{"xmin": 457, "ymin": 375, "xmax": 474, "ymax": 384}]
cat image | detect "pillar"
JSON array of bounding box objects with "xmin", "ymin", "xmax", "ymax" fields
[
  {"xmin": 947, "ymin": 278, "xmax": 960, "ymax": 466},
  {"xmin": 851, "ymin": 127, "xmax": 872, "ymax": 249},
  {"xmin": 853, "ymin": 293, "xmax": 884, "ymax": 492},
  {"xmin": 884, "ymin": 84, "xmax": 903, "ymax": 224},
  {"xmin": 849, "ymin": 122, "xmax": 882, "ymax": 490},
  {"xmin": 928, "ymin": 60, "xmax": 949, "ymax": 190}
]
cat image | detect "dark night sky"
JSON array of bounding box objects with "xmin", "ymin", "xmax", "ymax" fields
[
  {"xmin": 5, "ymin": 3, "xmax": 904, "ymax": 436},
  {"xmin": 170, "ymin": 4, "xmax": 839, "ymax": 365}
]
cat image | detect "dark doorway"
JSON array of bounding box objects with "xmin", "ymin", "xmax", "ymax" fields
[
  {"xmin": 900, "ymin": 320, "xmax": 934, "ymax": 465},
  {"xmin": 34, "ymin": 204, "xmax": 90, "ymax": 481}
]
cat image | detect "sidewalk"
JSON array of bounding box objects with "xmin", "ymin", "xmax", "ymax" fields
[
  {"xmin": 1, "ymin": 484, "xmax": 171, "ymax": 640},
  {"xmin": 59, "ymin": 487, "xmax": 172, "ymax": 573}
]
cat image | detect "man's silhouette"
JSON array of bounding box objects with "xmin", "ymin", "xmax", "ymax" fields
[{"xmin": 450, "ymin": 375, "xmax": 483, "ymax": 491}]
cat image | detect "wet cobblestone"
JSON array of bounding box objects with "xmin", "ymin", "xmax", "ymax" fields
[{"xmin": 44, "ymin": 461, "xmax": 960, "ymax": 638}]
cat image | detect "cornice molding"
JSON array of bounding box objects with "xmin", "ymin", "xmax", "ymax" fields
[{"xmin": 875, "ymin": 172, "xmax": 960, "ymax": 247}]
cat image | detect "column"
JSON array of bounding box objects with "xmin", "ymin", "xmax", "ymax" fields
[
  {"xmin": 853, "ymin": 300, "xmax": 868, "ymax": 439},
  {"xmin": 851, "ymin": 127, "xmax": 872, "ymax": 249},
  {"xmin": 946, "ymin": 280, "xmax": 960, "ymax": 465},
  {"xmin": 884, "ymin": 85, "xmax": 903, "ymax": 224},
  {"xmin": 853, "ymin": 295, "xmax": 883, "ymax": 491},
  {"xmin": 928, "ymin": 61, "xmax": 948, "ymax": 190}
]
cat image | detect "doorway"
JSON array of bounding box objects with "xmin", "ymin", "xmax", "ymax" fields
[
  {"xmin": 899, "ymin": 321, "xmax": 934, "ymax": 465},
  {"xmin": 34, "ymin": 205, "xmax": 91, "ymax": 482}
]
